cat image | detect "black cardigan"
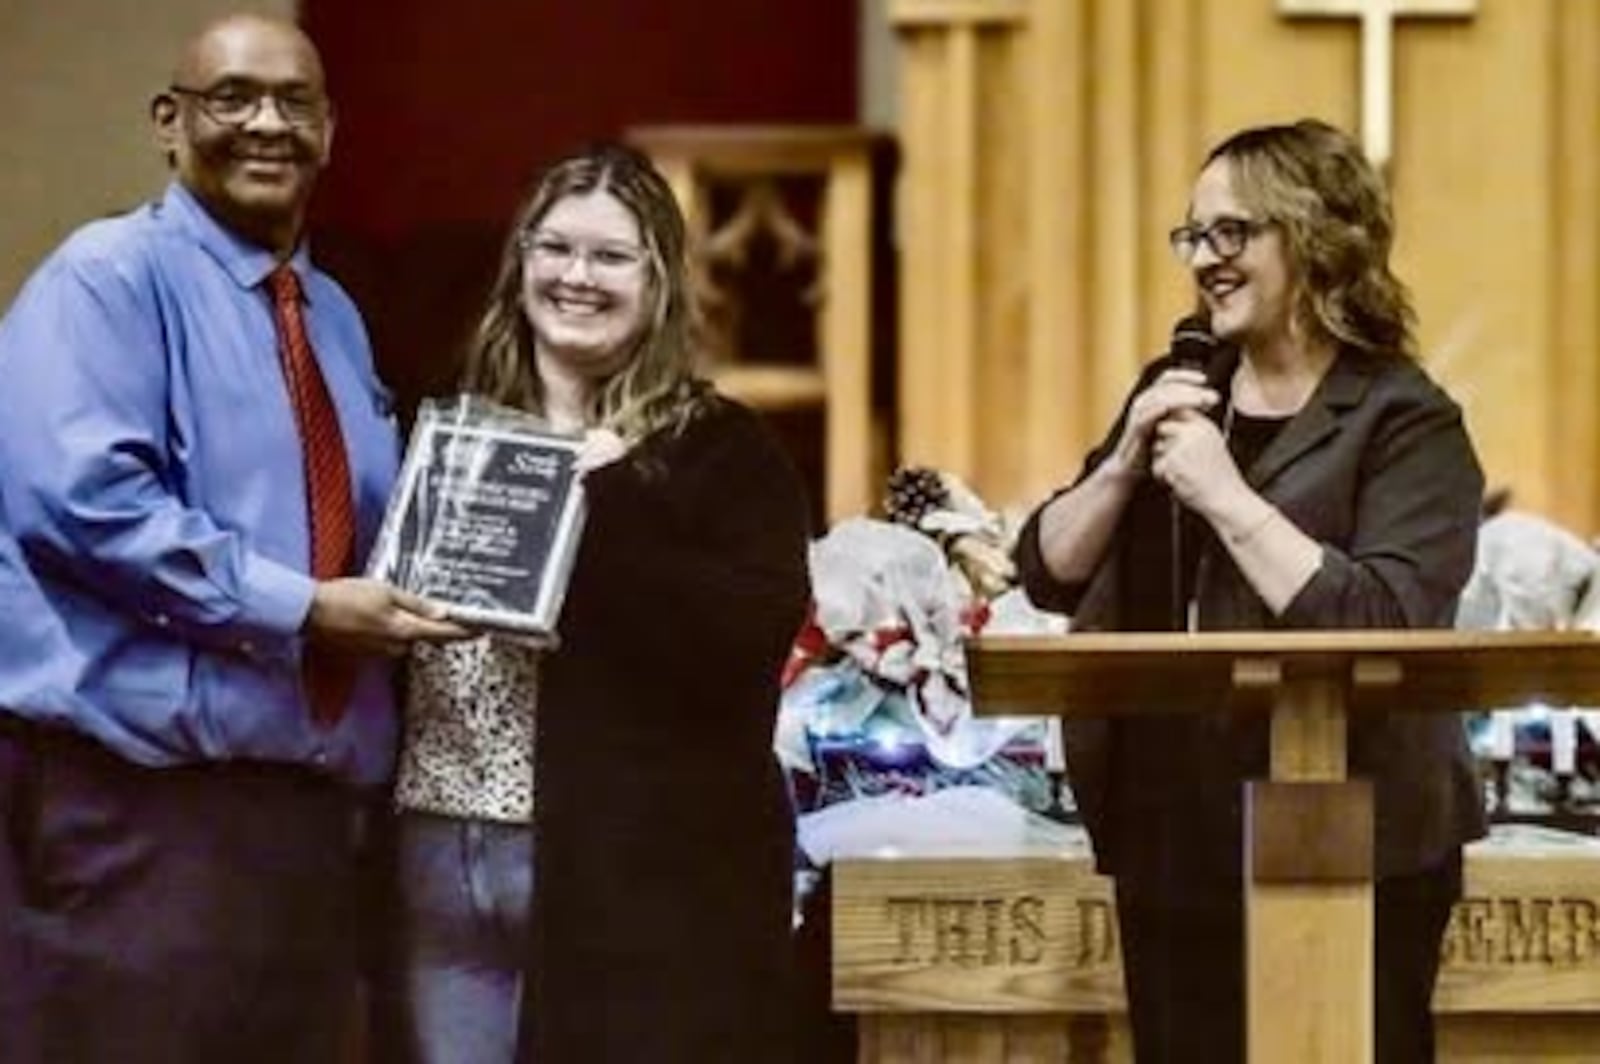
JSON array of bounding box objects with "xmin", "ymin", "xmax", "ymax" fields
[{"xmin": 522, "ymin": 395, "xmax": 811, "ymax": 1063}]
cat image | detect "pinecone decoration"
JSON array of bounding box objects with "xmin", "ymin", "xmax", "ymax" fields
[{"xmin": 883, "ymin": 466, "xmax": 950, "ymax": 528}]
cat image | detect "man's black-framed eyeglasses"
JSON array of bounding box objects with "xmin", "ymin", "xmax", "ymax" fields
[
  {"xmin": 1168, "ymin": 216, "xmax": 1269, "ymax": 263},
  {"xmin": 168, "ymin": 82, "xmax": 329, "ymax": 128}
]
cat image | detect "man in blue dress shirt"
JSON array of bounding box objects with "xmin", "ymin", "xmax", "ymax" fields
[{"xmin": 0, "ymin": 13, "xmax": 467, "ymax": 1062}]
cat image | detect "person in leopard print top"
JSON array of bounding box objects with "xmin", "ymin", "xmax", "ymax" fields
[{"xmin": 388, "ymin": 143, "xmax": 811, "ymax": 1064}]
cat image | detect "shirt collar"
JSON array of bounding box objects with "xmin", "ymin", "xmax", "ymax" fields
[{"xmin": 160, "ymin": 182, "xmax": 315, "ymax": 298}]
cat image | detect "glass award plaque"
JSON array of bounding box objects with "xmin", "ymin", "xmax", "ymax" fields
[{"xmin": 367, "ymin": 397, "xmax": 586, "ymax": 643}]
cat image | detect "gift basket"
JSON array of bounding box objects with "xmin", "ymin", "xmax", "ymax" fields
[
  {"xmin": 1457, "ymin": 509, "xmax": 1600, "ymax": 826},
  {"xmin": 775, "ymin": 468, "xmax": 1071, "ymax": 878}
]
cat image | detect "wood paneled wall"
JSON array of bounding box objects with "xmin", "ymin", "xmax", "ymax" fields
[{"xmin": 890, "ymin": 0, "xmax": 1600, "ymax": 533}]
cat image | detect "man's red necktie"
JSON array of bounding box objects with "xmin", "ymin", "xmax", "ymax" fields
[{"xmin": 268, "ymin": 265, "xmax": 356, "ymax": 726}]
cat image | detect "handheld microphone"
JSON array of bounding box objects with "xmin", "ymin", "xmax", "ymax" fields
[
  {"xmin": 1165, "ymin": 314, "xmax": 1220, "ymax": 630},
  {"xmin": 1169, "ymin": 312, "xmax": 1220, "ymax": 373}
]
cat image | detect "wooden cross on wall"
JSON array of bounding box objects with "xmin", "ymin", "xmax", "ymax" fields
[{"xmin": 1279, "ymin": 0, "xmax": 1478, "ymax": 168}]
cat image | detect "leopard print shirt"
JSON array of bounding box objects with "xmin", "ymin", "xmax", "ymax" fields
[{"xmin": 395, "ymin": 636, "xmax": 539, "ymax": 824}]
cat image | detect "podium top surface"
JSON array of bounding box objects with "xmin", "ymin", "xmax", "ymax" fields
[{"xmin": 966, "ymin": 629, "xmax": 1600, "ymax": 718}]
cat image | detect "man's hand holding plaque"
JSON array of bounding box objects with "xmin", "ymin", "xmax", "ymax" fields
[{"xmin": 367, "ymin": 397, "xmax": 588, "ymax": 645}]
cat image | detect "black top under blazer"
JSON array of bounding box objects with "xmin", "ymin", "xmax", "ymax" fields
[{"xmin": 1015, "ymin": 344, "xmax": 1487, "ymax": 885}]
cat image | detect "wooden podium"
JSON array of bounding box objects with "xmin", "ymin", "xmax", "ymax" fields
[{"xmin": 944, "ymin": 630, "xmax": 1600, "ymax": 1063}]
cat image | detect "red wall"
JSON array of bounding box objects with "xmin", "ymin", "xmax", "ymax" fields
[{"xmin": 303, "ymin": 1, "xmax": 859, "ymax": 238}]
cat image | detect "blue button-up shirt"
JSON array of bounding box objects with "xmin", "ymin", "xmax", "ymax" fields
[{"xmin": 0, "ymin": 183, "xmax": 401, "ymax": 785}]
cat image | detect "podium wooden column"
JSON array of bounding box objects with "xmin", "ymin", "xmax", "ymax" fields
[{"xmin": 963, "ymin": 630, "xmax": 1600, "ymax": 1064}]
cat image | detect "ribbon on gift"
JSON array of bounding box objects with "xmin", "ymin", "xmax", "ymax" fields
[{"xmin": 782, "ymin": 605, "xmax": 832, "ymax": 689}]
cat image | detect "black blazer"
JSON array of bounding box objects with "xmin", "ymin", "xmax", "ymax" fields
[{"xmin": 1016, "ymin": 346, "xmax": 1486, "ymax": 883}]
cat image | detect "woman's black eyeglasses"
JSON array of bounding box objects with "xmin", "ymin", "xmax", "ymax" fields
[{"xmin": 1168, "ymin": 216, "xmax": 1269, "ymax": 263}]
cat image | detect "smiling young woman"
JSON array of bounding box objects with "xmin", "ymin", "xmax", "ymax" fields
[{"xmin": 386, "ymin": 143, "xmax": 812, "ymax": 1064}]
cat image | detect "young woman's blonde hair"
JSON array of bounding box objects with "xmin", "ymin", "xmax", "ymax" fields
[
  {"xmin": 458, "ymin": 142, "xmax": 708, "ymax": 441},
  {"xmin": 1205, "ymin": 118, "xmax": 1417, "ymax": 359}
]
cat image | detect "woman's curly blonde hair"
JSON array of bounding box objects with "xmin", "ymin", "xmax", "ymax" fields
[{"xmin": 1205, "ymin": 118, "xmax": 1417, "ymax": 359}]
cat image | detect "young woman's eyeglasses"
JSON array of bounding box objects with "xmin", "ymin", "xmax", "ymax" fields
[
  {"xmin": 168, "ymin": 82, "xmax": 329, "ymax": 128},
  {"xmin": 519, "ymin": 231, "xmax": 647, "ymax": 279},
  {"xmin": 1168, "ymin": 216, "xmax": 1269, "ymax": 263}
]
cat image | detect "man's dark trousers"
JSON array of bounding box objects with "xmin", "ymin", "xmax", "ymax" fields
[{"xmin": 0, "ymin": 721, "xmax": 364, "ymax": 1064}]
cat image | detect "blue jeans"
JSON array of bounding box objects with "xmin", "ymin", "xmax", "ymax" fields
[{"xmin": 395, "ymin": 811, "xmax": 533, "ymax": 1064}]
